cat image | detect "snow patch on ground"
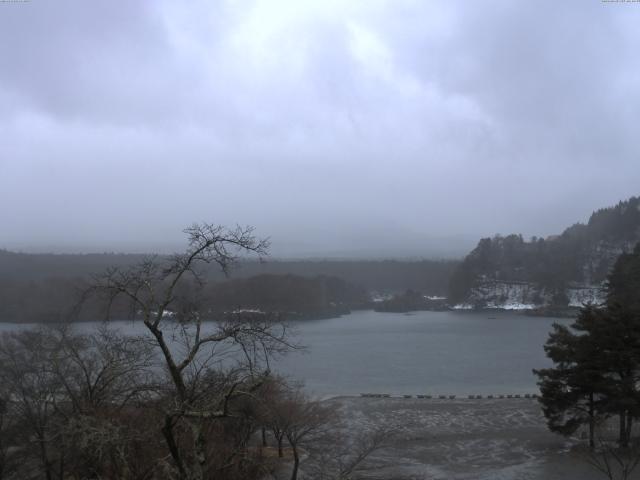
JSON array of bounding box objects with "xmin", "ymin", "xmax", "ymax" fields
[
  {"xmin": 566, "ymin": 286, "xmax": 605, "ymax": 308},
  {"xmin": 370, "ymin": 292, "xmax": 394, "ymax": 303},
  {"xmin": 451, "ymin": 303, "xmax": 474, "ymax": 310},
  {"xmin": 424, "ymin": 295, "xmax": 447, "ymax": 301},
  {"xmin": 469, "ymin": 281, "xmax": 546, "ymax": 310},
  {"xmin": 466, "ymin": 281, "xmax": 606, "ymax": 311},
  {"xmin": 485, "ymin": 301, "xmax": 537, "ymax": 310}
]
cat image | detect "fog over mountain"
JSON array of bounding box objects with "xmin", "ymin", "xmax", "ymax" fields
[{"xmin": 1, "ymin": 1, "xmax": 639, "ymax": 257}]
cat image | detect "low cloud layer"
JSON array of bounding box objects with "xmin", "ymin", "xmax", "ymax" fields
[{"xmin": 1, "ymin": 0, "xmax": 639, "ymax": 257}]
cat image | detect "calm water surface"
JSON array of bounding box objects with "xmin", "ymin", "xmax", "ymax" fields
[
  {"xmin": 277, "ymin": 310, "xmax": 568, "ymax": 397},
  {"xmin": 0, "ymin": 310, "xmax": 568, "ymax": 397}
]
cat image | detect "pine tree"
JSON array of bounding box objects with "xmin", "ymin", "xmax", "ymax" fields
[
  {"xmin": 598, "ymin": 244, "xmax": 640, "ymax": 448},
  {"xmin": 534, "ymin": 306, "xmax": 607, "ymax": 448},
  {"xmin": 535, "ymin": 243, "xmax": 640, "ymax": 448}
]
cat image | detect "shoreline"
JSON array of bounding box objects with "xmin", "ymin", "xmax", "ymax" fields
[
  {"xmin": 0, "ymin": 306, "xmax": 577, "ymax": 325},
  {"xmin": 324, "ymin": 393, "xmax": 541, "ymax": 401},
  {"xmin": 325, "ymin": 395, "xmax": 601, "ymax": 479}
]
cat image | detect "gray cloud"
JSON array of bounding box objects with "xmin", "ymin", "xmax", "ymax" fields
[{"xmin": 1, "ymin": 0, "xmax": 639, "ymax": 257}]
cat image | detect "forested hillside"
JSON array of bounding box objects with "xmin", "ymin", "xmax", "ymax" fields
[
  {"xmin": 449, "ymin": 196, "xmax": 640, "ymax": 308},
  {"xmin": 0, "ymin": 250, "xmax": 455, "ymax": 322},
  {"xmin": 0, "ymin": 250, "xmax": 457, "ymax": 293}
]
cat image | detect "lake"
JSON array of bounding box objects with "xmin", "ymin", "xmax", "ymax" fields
[
  {"xmin": 277, "ymin": 309, "xmax": 567, "ymax": 397},
  {"xmin": 0, "ymin": 309, "xmax": 569, "ymax": 398}
]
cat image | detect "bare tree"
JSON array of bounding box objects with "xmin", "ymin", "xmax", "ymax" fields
[
  {"xmin": 582, "ymin": 432, "xmax": 640, "ymax": 480},
  {"xmin": 51, "ymin": 326, "xmax": 160, "ymax": 480},
  {"xmin": 0, "ymin": 326, "xmax": 163, "ymax": 480},
  {"xmin": 282, "ymin": 391, "xmax": 333, "ymax": 480},
  {"xmin": 257, "ymin": 376, "xmax": 291, "ymax": 458},
  {"xmin": 49, "ymin": 325, "xmax": 157, "ymax": 413},
  {"xmin": 86, "ymin": 224, "xmax": 295, "ymax": 480},
  {"xmin": 304, "ymin": 425, "xmax": 397, "ymax": 480},
  {"xmin": 258, "ymin": 379, "xmax": 335, "ymax": 480},
  {"xmin": 0, "ymin": 394, "xmax": 16, "ymax": 480},
  {"xmin": 0, "ymin": 329, "xmax": 63, "ymax": 480}
]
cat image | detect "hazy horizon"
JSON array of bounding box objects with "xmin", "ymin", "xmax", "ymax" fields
[{"xmin": 2, "ymin": 1, "xmax": 639, "ymax": 257}]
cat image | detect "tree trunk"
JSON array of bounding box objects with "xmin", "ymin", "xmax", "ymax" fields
[
  {"xmin": 619, "ymin": 411, "xmax": 629, "ymax": 449},
  {"xmin": 262, "ymin": 427, "xmax": 267, "ymax": 447},
  {"xmin": 38, "ymin": 437, "xmax": 52, "ymax": 480},
  {"xmin": 278, "ymin": 436, "xmax": 284, "ymax": 458},
  {"xmin": 290, "ymin": 445, "xmax": 299, "ymax": 480},
  {"xmin": 162, "ymin": 415, "xmax": 188, "ymax": 480},
  {"xmin": 191, "ymin": 421, "xmax": 207, "ymax": 480},
  {"xmin": 58, "ymin": 452, "xmax": 65, "ymax": 480},
  {"xmin": 588, "ymin": 393, "xmax": 595, "ymax": 449}
]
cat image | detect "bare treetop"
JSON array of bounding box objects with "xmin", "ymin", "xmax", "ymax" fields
[{"xmin": 83, "ymin": 223, "xmax": 294, "ymax": 480}]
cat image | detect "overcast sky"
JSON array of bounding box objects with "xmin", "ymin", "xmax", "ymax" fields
[{"xmin": 1, "ymin": 0, "xmax": 639, "ymax": 258}]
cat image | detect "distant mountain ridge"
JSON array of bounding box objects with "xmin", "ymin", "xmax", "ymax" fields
[
  {"xmin": 449, "ymin": 196, "xmax": 640, "ymax": 310},
  {"xmin": 0, "ymin": 250, "xmax": 457, "ymax": 323}
]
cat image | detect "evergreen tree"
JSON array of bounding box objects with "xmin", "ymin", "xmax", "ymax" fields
[
  {"xmin": 598, "ymin": 244, "xmax": 640, "ymax": 448},
  {"xmin": 534, "ymin": 306, "xmax": 607, "ymax": 448},
  {"xmin": 450, "ymin": 196, "xmax": 640, "ymax": 305},
  {"xmin": 607, "ymin": 243, "xmax": 640, "ymax": 314},
  {"xmin": 535, "ymin": 243, "xmax": 640, "ymax": 448}
]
